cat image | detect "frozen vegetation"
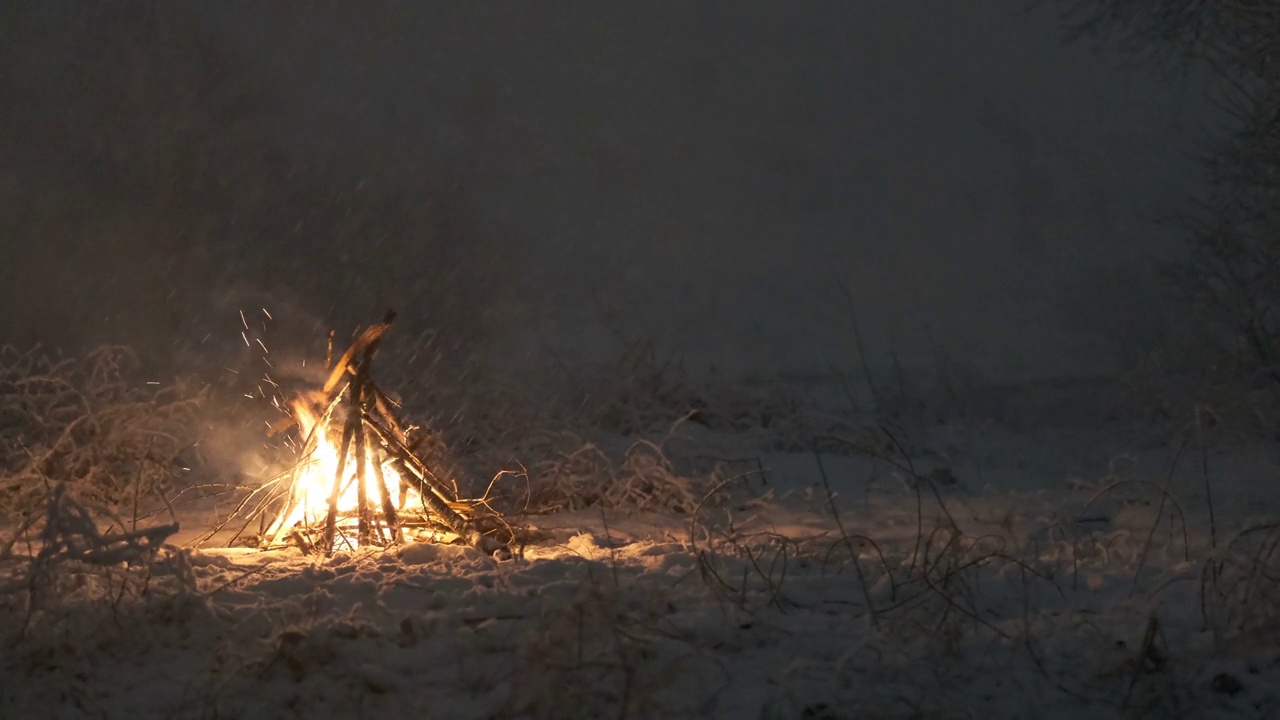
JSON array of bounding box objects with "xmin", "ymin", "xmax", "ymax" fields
[{"xmin": 1, "ymin": 346, "xmax": 1277, "ymax": 718}]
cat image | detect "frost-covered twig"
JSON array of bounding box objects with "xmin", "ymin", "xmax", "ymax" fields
[
  {"xmin": 0, "ymin": 483, "xmax": 177, "ymax": 598},
  {"xmin": 0, "ymin": 482, "xmax": 182, "ymax": 646},
  {"xmin": 0, "ymin": 346, "xmax": 202, "ymax": 514}
]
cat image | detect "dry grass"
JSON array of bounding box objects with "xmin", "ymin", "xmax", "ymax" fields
[
  {"xmin": 1202, "ymin": 521, "xmax": 1280, "ymax": 646},
  {"xmin": 0, "ymin": 346, "xmax": 206, "ymax": 675},
  {"xmin": 0, "ymin": 345, "xmax": 203, "ymax": 514},
  {"xmin": 527, "ymin": 421, "xmax": 718, "ymax": 516}
]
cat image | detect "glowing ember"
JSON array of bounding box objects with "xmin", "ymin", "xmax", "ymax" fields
[{"xmin": 263, "ymin": 400, "xmax": 422, "ymax": 546}]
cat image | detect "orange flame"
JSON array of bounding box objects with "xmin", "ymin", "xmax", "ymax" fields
[{"xmin": 265, "ymin": 400, "xmax": 420, "ymax": 545}]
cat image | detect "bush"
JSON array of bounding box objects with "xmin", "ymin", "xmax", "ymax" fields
[
  {"xmin": 1051, "ymin": 1, "xmax": 1280, "ymax": 402},
  {"xmin": 0, "ymin": 346, "xmax": 202, "ymax": 514}
]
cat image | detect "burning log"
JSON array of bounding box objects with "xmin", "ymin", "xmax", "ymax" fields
[{"xmin": 259, "ymin": 313, "xmax": 502, "ymax": 556}]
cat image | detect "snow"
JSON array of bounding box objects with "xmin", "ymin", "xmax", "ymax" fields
[{"xmin": 3, "ymin": 377, "xmax": 1279, "ymax": 718}]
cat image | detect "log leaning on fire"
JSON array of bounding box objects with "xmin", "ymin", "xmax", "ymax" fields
[
  {"xmin": 266, "ymin": 312, "xmax": 395, "ymax": 439},
  {"xmin": 324, "ymin": 311, "xmax": 396, "ymax": 393},
  {"xmin": 362, "ymin": 418, "xmax": 468, "ymax": 536}
]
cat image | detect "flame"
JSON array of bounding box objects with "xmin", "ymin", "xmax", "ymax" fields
[{"xmin": 265, "ymin": 400, "xmax": 421, "ymax": 545}]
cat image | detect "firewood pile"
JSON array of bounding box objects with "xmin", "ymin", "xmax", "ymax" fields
[{"xmin": 248, "ymin": 312, "xmax": 509, "ymax": 556}]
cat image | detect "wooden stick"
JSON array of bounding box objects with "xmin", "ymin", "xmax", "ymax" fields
[
  {"xmin": 369, "ymin": 410, "xmax": 449, "ymax": 497},
  {"xmin": 288, "ymin": 528, "xmax": 314, "ymax": 556},
  {"xmin": 321, "ymin": 406, "xmax": 357, "ymax": 555},
  {"xmin": 363, "ymin": 415, "xmax": 458, "ymax": 508},
  {"xmin": 369, "ymin": 385, "xmax": 410, "ymax": 439},
  {"xmin": 354, "ymin": 343, "xmax": 390, "ymax": 546},
  {"xmin": 363, "ymin": 419, "xmax": 469, "ymax": 535},
  {"xmin": 352, "ymin": 376, "xmax": 372, "ymax": 546},
  {"xmin": 322, "ymin": 311, "xmax": 397, "ymax": 394},
  {"xmin": 386, "ymin": 456, "xmax": 470, "ymax": 538},
  {"xmin": 369, "ymin": 438, "xmax": 402, "ymax": 544}
]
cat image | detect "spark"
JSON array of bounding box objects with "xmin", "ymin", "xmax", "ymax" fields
[
  {"xmin": 239, "ymin": 310, "xmax": 249, "ymax": 330},
  {"xmin": 262, "ymin": 307, "xmax": 273, "ymax": 320},
  {"xmin": 241, "ymin": 332, "xmax": 250, "ymax": 347},
  {"xmin": 146, "ymin": 381, "xmax": 160, "ymax": 385},
  {"xmin": 263, "ymin": 374, "xmax": 280, "ymax": 388},
  {"xmin": 256, "ymin": 338, "xmax": 269, "ymax": 354},
  {"xmin": 201, "ymin": 333, "xmax": 211, "ymax": 344},
  {"xmin": 262, "ymin": 355, "xmax": 275, "ymax": 369},
  {"xmin": 223, "ymin": 367, "xmax": 240, "ymax": 374}
]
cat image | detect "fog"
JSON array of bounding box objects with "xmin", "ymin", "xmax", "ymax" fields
[{"xmin": 0, "ymin": 3, "xmax": 1214, "ymax": 387}]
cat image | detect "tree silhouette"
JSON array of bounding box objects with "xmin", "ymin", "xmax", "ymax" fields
[{"xmin": 1050, "ymin": 0, "xmax": 1280, "ymax": 382}]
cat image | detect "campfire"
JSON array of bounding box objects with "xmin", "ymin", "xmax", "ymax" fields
[{"xmin": 255, "ymin": 312, "xmax": 507, "ymax": 556}]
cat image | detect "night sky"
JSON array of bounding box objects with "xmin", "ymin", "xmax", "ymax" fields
[{"xmin": 0, "ymin": 3, "xmax": 1215, "ymax": 386}]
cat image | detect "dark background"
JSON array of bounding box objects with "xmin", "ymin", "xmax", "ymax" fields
[{"xmin": 0, "ymin": 3, "xmax": 1215, "ymax": 391}]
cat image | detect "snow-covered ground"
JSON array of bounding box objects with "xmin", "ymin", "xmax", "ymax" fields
[{"xmin": 3, "ymin": 375, "xmax": 1279, "ymax": 719}]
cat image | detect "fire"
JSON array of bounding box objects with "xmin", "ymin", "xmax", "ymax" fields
[
  {"xmin": 253, "ymin": 313, "xmax": 496, "ymax": 556},
  {"xmin": 264, "ymin": 400, "xmax": 422, "ymax": 546}
]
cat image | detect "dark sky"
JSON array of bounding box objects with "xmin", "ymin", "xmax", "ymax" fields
[{"xmin": 0, "ymin": 3, "xmax": 1213, "ymax": 384}]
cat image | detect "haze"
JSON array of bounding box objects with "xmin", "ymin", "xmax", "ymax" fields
[{"xmin": 0, "ymin": 3, "xmax": 1213, "ymax": 386}]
